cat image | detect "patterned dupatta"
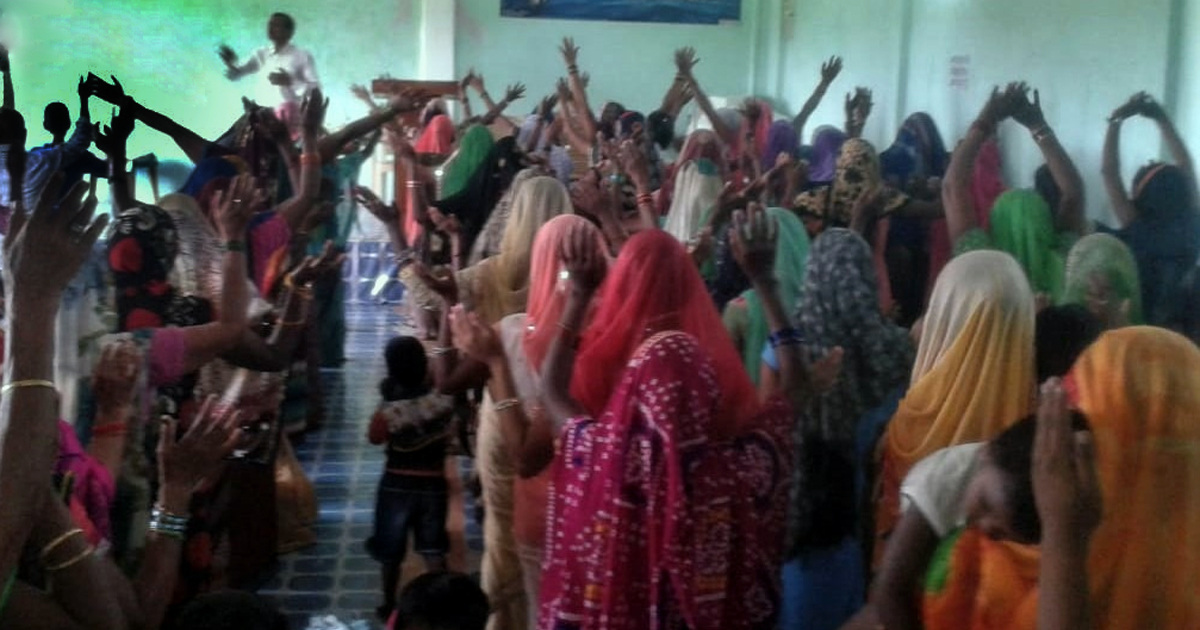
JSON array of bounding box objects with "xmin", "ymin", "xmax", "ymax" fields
[{"xmin": 540, "ymin": 332, "xmax": 792, "ymax": 630}]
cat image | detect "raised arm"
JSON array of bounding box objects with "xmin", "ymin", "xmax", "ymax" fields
[
  {"xmin": 221, "ymin": 45, "xmax": 262, "ymax": 80},
  {"xmin": 0, "ymin": 175, "xmax": 109, "ymax": 597},
  {"xmin": 277, "ymin": 89, "xmax": 327, "ymax": 232},
  {"xmin": 316, "ymin": 90, "xmax": 424, "ymax": 164},
  {"xmin": 676, "ymin": 47, "xmax": 737, "ymax": 148},
  {"xmin": 94, "ymin": 104, "xmax": 137, "ymax": 213},
  {"xmin": 542, "ymin": 225, "xmax": 608, "ymax": 428},
  {"xmin": 0, "ymin": 46, "xmax": 12, "ymax": 110},
  {"xmin": 555, "ymin": 79, "xmax": 594, "ymax": 153},
  {"xmin": 448, "ymin": 306, "xmax": 556, "ymax": 478},
  {"xmin": 844, "ymin": 87, "xmax": 873, "ymax": 139},
  {"xmin": 944, "ymin": 86, "xmax": 1015, "ymax": 244},
  {"xmin": 1032, "ymin": 379, "xmax": 1100, "ymax": 630},
  {"xmin": 792, "ymin": 56, "xmax": 842, "ymax": 139},
  {"xmin": 559, "ymin": 38, "xmax": 598, "ymax": 140},
  {"xmin": 476, "ymin": 83, "xmax": 525, "ymax": 135},
  {"xmin": 1012, "ymin": 86, "xmax": 1086, "ymax": 235},
  {"xmin": 1102, "ymin": 96, "xmax": 1139, "ymax": 228},
  {"xmin": 1143, "ymin": 94, "xmax": 1200, "ymax": 205}
]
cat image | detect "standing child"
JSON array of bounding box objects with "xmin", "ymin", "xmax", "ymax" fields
[{"xmin": 367, "ymin": 337, "xmax": 456, "ymax": 620}]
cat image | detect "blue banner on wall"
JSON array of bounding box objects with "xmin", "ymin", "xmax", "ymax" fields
[{"xmin": 501, "ymin": 0, "xmax": 740, "ymax": 25}]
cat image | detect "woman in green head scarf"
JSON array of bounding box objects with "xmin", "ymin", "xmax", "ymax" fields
[
  {"xmin": 723, "ymin": 207, "xmax": 811, "ymax": 384},
  {"xmin": 440, "ymin": 125, "xmax": 495, "ymax": 199},
  {"xmin": 1062, "ymin": 232, "xmax": 1144, "ymax": 327},
  {"xmin": 986, "ymin": 189, "xmax": 1070, "ymax": 302}
]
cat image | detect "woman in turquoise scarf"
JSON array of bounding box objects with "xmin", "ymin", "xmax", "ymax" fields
[{"xmin": 722, "ymin": 207, "xmax": 810, "ymax": 384}]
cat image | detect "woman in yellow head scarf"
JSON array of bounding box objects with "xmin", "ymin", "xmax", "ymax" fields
[
  {"xmin": 876, "ymin": 250, "xmax": 1036, "ymax": 561},
  {"xmin": 1071, "ymin": 326, "xmax": 1200, "ymax": 629}
]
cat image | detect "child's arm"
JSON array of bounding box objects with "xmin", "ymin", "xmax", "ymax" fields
[
  {"xmin": 870, "ymin": 508, "xmax": 941, "ymax": 630},
  {"xmin": 367, "ymin": 410, "xmax": 388, "ymax": 445}
]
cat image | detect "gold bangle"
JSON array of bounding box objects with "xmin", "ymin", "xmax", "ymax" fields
[
  {"xmin": 45, "ymin": 546, "xmax": 94, "ymax": 573},
  {"xmin": 1, "ymin": 379, "xmax": 57, "ymax": 396},
  {"xmin": 40, "ymin": 529, "xmax": 84, "ymax": 562}
]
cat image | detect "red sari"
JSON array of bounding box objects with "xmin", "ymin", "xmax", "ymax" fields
[{"xmin": 540, "ymin": 332, "xmax": 792, "ymax": 630}]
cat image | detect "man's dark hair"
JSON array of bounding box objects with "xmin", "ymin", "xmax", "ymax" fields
[
  {"xmin": 988, "ymin": 410, "xmax": 1091, "ymax": 544},
  {"xmin": 270, "ymin": 12, "xmax": 296, "ymax": 32},
  {"xmin": 43, "ymin": 102, "xmax": 70, "ymax": 137},
  {"xmin": 395, "ymin": 571, "xmax": 489, "ymax": 630}
]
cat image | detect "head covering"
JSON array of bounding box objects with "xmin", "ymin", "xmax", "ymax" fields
[
  {"xmin": 900, "ymin": 112, "xmax": 949, "ymax": 178},
  {"xmin": 1071, "ymin": 326, "xmax": 1200, "ymax": 630},
  {"xmin": 523, "ymin": 215, "xmax": 609, "ymax": 371},
  {"xmin": 439, "ymin": 125, "xmax": 495, "ymax": 200},
  {"xmin": 732, "ymin": 100, "xmax": 773, "ymax": 165},
  {"xmin": 1063, "ymin": 233, "xmax": 1144, "ymax": 325},
  {"xmin": 474, "ymin": 176, "xmax": 573, "ymax": 324},
  {"xmin": 158, "ymin": 193, "xmax": 224, "ymax": 303},
  {"xmin": 730, "ymin": 208, "xmax": 810, "ymax": 382},
  {"xmin": 416, "ymin": 114, "xmax": 455, "ymax": 156},
  {"xmin": 793, "ymin": 139, "xmax": 908, "ymax": 230},
  {"xmin": 762, "ymin": 120, "xmax": 799, "ymax": 171},
  {"xmin": 437, "ymin": 135, "xmax": 523, "ymax": 253},
  {"xmin": 987, "ymin": 189, "xmax": 1065, "ymax": 301},
  {"xmin": 616, "ymin": 111, "xmax": 645, "ymax": 141},
  {"xmin": 540, "ymin": 331, "xmax": 793, "ymax": 630},
  {"xmin": 808, "ymin": 126, "xmax": 847, "ymax": 183},
  {"xmin": 663, "ymin": 159, "xmax": 723, "ymax": 244},
  {"xmin": 107, "ymin": 205, "xmax": 213, "ymax": 331},
  {"xmin": 572, "ymin": 230, "xmax": 760, "ymax": 440},
  {"xmin": 179, "ymin": 155, "xmax": 248, "ymax": 198},
  {"xmin": 877, "ymin": 250, "xmax": 1035, "ymax": 550},
  {"xmin": 797, "ymin": 229, "xmax": 914, "ymax": 444},
  {"xmin": 467, "ymin": 167, "xmax": 541, "ymax": 264},
  {"xmin": 658, "ymin": 129, "xmax": 729, "ymax": 216}
]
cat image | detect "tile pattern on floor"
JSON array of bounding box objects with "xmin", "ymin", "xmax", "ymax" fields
[{"xmin": 259, "ymin": 304, "xmax": 483, "ymax": 629}]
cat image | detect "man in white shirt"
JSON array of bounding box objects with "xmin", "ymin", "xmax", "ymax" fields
[{"xmin": 219, "ymin": 12, "xmax": 320, "ymax": 113}]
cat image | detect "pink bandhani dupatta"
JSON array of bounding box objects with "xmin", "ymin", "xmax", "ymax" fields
[{"xmin": 540, "ymin": 332, "xmax": 792, "ymax": 630}]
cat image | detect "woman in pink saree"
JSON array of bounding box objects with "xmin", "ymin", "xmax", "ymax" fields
[{"xmin": 530, "ymin": 213, "xmax": 818, "ymax": 630}]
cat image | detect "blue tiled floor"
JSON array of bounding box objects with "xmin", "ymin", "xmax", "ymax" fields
[{"xmin": 260, "ymin": 304, "xmax": 482, "ymax": 629}]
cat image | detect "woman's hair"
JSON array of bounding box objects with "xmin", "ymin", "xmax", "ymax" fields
[
  {"xmin": 171, "ymin": 591, "xmax": 288, "ymax": 630},
  {"xmin": 395, "ymin": 571, "xmax": 489, "ymax": 630},
  {"xmin": 1132, "ymin": 162, "xmax": 1198, "ymax": 220},
  {"xmin": 1035, "ymin": 304, "xmax": 1102, "ymax": 382},
  {"xmin": 987, "ymin": 410, "xmax": 1091, "ymax": 543},
  {"xmin": 381, "ymin": 336, "xmax": 428, "ymax": 401}
]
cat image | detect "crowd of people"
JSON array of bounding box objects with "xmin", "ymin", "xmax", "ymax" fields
[{"xmin": 0, "ymin": 9, "xmax": 1197, "ymax": 630}]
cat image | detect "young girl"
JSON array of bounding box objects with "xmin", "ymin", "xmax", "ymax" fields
[{"xmin": 366, "ymin": 337, "xmax": 456, "ymax": 620}]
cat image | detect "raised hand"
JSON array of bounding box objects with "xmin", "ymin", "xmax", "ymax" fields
[
  {"xmin": 158, "ymin": 395, "xmax": 243, "ymax": 496},
  {"xmin": 92, "ymin": 341, "xmax": 141, "ymax": 414},
  {"xmin": 1110, "ymin": 91, "xmax": 1150, "ymax": 123},
  {"xmin": 579, "ymin": 72, "xmax": 591, "ymax": 89},
  {"xmin": 569, "ymin": 177, "xmax": 615, "ymax": 220},
  {"xmin": 468, "ymin": 70, "xmax": 486, "ymax": 93},
  {"xmin": 3, "ymin": 176, "xmax": 109, "ymax": 306},
  {"xmin": 504, "ymin": 83, "xmax": 527, "ymax": 103},
  {"xmin": 538, "ymin": 95, "xmax": 558, "ymax": 121},
  {"xmin": 1011, "ymin": 86, "xmax": 1047, "ymax": 130},
  {"xmin": 460, "ymin": 68, "xmax": 477, "ymax": 90},
  {"xmin": 268, "ymin": 69, "xmax": 293, "ymax": 87},
  {"xmin": 252, "ymin": 107, "xmax": 292, "ymax": 145},
  {"xmin": 555, "ymin": 78, "xmax": 573, "ymax": 103},
  {"xmin": 301, "ymin": 87, "xmax": 329, "ymax": 136},
  {"xmin": 978, "ymin": 84, "xmax": 1018, "ymax": 129},
  {"xmin": 674, "ymin": 47, "xmax": 699, "ymax": 79},
  {"xmin": 820, "ymin": 55, "xmax": 843, "ymax": 84},
  {"xmin": 211, "ymin": 174, "xmax": 266, "ymax": 241},
  {"xmin": 1033, "ymin": 378, "xmax": 1102, "ymax": 540},
  {"xmin": 94, "ymin": 105, "xmax": 136, "ymax": 156},
  {"xmin": 730, "ymin": 202, "xmax": 778, "ymax": 285},
  {"xmin": 448, "ymin": 304, "xmax": 504, "ymax": 362},
  {"xmin": 0, "ymin": 44, "xmax": 10, "ymax": 74},
  {"xmin": 846, "ymin": 87, "xmax": 873, "ymax": 128},
  {"xmin": 350, "ymin": 84, "xmax": 374, "ymax": 104},
  {"xmin": 559, "ymin": 219, "xmax": 607, "ymax": 296},
  {"xmin": 218, "ymin": 44, "xmax": 238, "ymax": 66},
  {"xmin": 559, "ymin": 37, "xmax": 581, "ymax": 67},
  {"xmin": 617, "ymin": 139, "xmax": 653, "ymax": 192}
]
